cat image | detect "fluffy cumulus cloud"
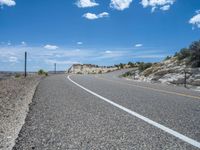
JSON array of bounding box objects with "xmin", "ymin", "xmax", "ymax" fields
[
  {"xmin": 110, "ymin": 0, "xmax": 133, "ymax": 11},
  {"xmin": 83, "ymin": 12, "xmax": 109, "ymax": 20},
  {"xmin": 141, "ymin": 0, "xmax": 175, "ymax": 12},
  {"xmin": 0, "ymin": 0, "xmax": 16, "ymax": 6},
  {"xmin": 75, "ymin": 0, "xmax": 99, "ymax": 8},
  {"xmin": 135, "ymin": 44, "xmax": 143, "ymax": 47},
  {"xmin": 44, "ymin": 44, "xmax": 59, "ymax": 50},
  {"xmin": 189, "ymin": 10, "xmax": 200, "ymax": 29}
]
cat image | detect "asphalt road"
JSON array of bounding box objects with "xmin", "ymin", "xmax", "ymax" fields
[{"xmin": 13, "ymin": 71, "xmax": 200, "ymax": 150}]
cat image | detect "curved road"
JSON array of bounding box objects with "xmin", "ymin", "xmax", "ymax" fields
[{"xmin": 13, "ymin": 71, "xmax": 200, "ymax": 150}]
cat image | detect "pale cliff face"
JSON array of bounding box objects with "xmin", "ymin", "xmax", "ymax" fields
[
  {"xmin": 68, "ymin": 64, "xmax": 118, "ymax": 74},
  {"xmin": 134, "ymin": 57, "xmax": 200, "ymax": 87}
]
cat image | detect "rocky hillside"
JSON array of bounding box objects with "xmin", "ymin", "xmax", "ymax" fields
[
  {"xmin": 68, "ymin": 64, "xmax": 118, "ymax": 74},
  {"xmin": 122, "ymin": 40, "xmax": 200, "ymax": 87},
  {"xmin": 139, "ymin": 57, "xmax": 200, "ymax": 86}
]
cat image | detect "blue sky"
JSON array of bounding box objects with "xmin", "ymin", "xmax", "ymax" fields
[{"xmin": 0, "ymin": 0, "xmax": 200, "ymax": 71}]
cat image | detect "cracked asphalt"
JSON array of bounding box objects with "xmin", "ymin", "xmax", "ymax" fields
[{"xmin": 13, "ymin": 72, "xmax": 200, "ymax": 150}]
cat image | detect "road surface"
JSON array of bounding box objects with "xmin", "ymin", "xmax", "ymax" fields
[{"xmin": 13, "ymin": 71, "xmax": 200, "ymax": 149}]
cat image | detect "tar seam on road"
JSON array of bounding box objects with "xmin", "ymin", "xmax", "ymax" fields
[
  {"xmin": 97, "ymin": 77, "xmax": 200, "ymax": 100},
  {"xmin": 68, "ymin": 75, "xmax": 200, "ymax": 149}
]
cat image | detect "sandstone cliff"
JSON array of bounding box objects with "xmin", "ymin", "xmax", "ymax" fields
[{"xmin": 68, "ymin": 64, "xmax": 118, "ymax": 74}]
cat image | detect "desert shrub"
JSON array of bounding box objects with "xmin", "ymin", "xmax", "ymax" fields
[
  {"xmin": 138, "ymin": 62, "xmax": 152, "ymax": 72},
  {"xmin": 176, "ymin": 48, "xmax": 190, "ymax": 61},
  {"xmin": 119, "ymin": 63, "xmax": 124, "ymax": 69},
  {"xmin": 38, "ymin": 69, "xmax": 48, "ymax": 76},
  {"xmin": 114, "ymin": 64, "xmax": 119, "ymax": 69},
  {"xmin": 164, "ymin": 56, "xmax": 171, "ymax": 61},
  {"xmin": 173, "ymin": 40, "xmax": 200, "ymax": 67},
  {"xmin": 38, "ymin": 69, "xmax": 45, "ymax": 75},
  {"xmin": 122, "ymin": 71, "xmax": 133, "ymax": 77},
  {"xmin": 15, "ymin": 74, "xmax": 21, "ymax": 78},
  {"xmin": 128, "ymin": 62, "xmax": 136, "ymax": 68},
  {"xmin": 188, "ymin": 40, "xmax": 200, "ymax": 67}
]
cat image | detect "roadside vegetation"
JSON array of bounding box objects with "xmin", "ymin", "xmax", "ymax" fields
[
  {"xmin": 121, "ymin": 70, "xmax": 135, "ymax": 78},
  {"xmin": 174, "ymin": 40, "xmax": 200, "ymax": 67},
  {"xmin": 15, "ymin": 74, "xmax": 21, "ymax": 78},
  {"xmin": 38, "ymin": 69, "xmax": 48, "ymax": 76},
  {"xmin": 138, "ymin": 62, "xmax": 153, "ymax": 72}
]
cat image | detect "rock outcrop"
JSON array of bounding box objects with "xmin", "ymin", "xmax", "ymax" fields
[
  {"xmin": 134, "ymin": 57, "xmax": 200, "ymax": 86},
  {"xmin": 68, "ymin": 64, "xmax": 118, "ymax": 74}
]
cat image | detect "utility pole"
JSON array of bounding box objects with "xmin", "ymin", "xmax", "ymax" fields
[
  {"xmin": 54, "ymin": 63, "xmax": 56, "ymax": 74},
  {"xmin": 24, "ymin": 51, "xmax": 27, "ymax": 77}
]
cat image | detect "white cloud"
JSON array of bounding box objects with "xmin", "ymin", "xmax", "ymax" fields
[
  {"xmin": 160, "ymin": 5, "xmax": 170, "ymax": 11},
  {"xmin": 9, "ymin": 56, "xmax": 18, "ymax": 62},
  {"xmin": 7, "ymin": 42, "xmax": 11, "ymax": 46},
  {"xmin": 83, "ymin": 12, "xmax": 109, "ymax": 20},
  {"xmin": 44, "ymin": 44, "xmax": 59, "ymax": 50},
  {"xmin": 105, "ymin": 50, "xmax": 112, "ymax": 54},
  {"xmin": 133, "ymin": 54, "xmax": 165, "ymax": 58},
  {"xmin": 141, "ymin": 0, "xmax": 175, "ymax": 12},
  {"xmin": 189, "ymin": 11, "xmax": 200, "ymax": 29},
  {"xmin": 135, "ymin": 44, "xmax": 143, "ymax": 47},
  {"xmin": 83, "ymin": 13, "xmax": 98, "ymax": 20},
  {"xmin": 98, "ymin": 12, "xmax": 109, "ymax": 18},
  {"xmin": 77, "ymin": 42, "xmax": 83, "ymax": 45},
  {"xmin": 0, "ymin": 0, "xmax": 15, "ymax": 6},
  {"xmin": 75, "ymin": 0, "xmax": 99, "ymax": 8},
  {"xmin": 110, "ymin": 0, "xmax": 133, "ymax": 11}
]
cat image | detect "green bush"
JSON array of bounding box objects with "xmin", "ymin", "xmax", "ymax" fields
[
  {"xmin": 188, "ymin": 40, "xmax": 200, "ymax": 67},
  {"xmin": 176, "ymin": 48, "xmax": 190, "ymax": 61},
  {"xmin": 128, "ymin": 62, "xmax": 136, "ymax": 68},
  {"xmin": 138, "ymin": 62, "xmax": 152, "ymax": 72},
  {"xmin": 119, "ymin": 63, "xmax": 124, "ymax": 69},
  {"xmin": 122, "ymin": 71, "xmax": 132, "ymax": 77},
  {"xmin": 38, "ymin": 69, "xmax": 48, "ymax": 76},
  {"xmin": 173, "ymin": 40, "xmax": 200, "ymax": 67},
  {"xmin": 164, "ymin": 56, "xmax": 171, "ymax": 61},
  {"xmin": 38, "ymin": 69, "xmax": 45, "ymax": 75}
]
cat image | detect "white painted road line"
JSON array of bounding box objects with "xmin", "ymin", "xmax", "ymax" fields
[{"xmin": 68, "ymin": 75, "xmax": 200, "ymax": 149}]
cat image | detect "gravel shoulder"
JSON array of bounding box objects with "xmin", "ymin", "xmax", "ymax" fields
[{"xmin": 0, "ymin": 75, "xmax": 43, "ymax": 150}]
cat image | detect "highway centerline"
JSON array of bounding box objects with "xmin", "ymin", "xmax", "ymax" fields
[{"xmin": 68, "ymin": 75, "xmax": 200, "ymax": 149}]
